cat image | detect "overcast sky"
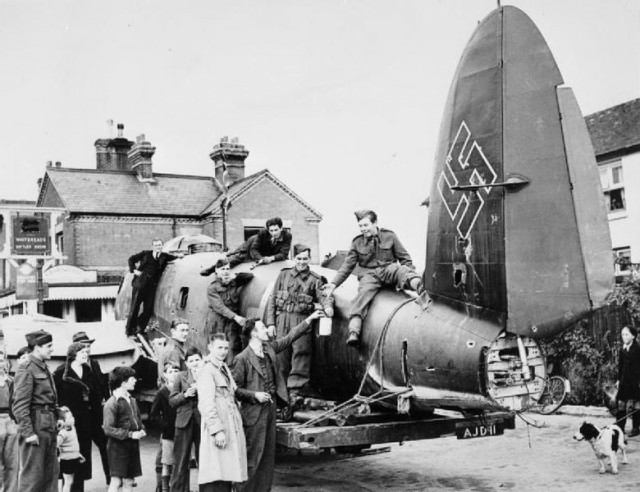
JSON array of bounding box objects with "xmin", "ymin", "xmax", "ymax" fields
[{"xmin": 1, "ymin": 0, "xmax": 638, "ymax": 268}]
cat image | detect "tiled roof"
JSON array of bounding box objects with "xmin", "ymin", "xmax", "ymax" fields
[
  {"xmin": 201, "ymin": 169, "xmax": 322, "ymax": 219},
  {"xmin": 39, "ymin": 168, "xmax": 218, "ymax": 216},
  {"xmin": 585, "ymin": 98, "xmax": 640, "ymax": 158}
]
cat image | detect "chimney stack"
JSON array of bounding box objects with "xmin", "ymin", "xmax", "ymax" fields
[
  {"xmin": 128, "ymin": 134, "xmax": 156, "ymax": 182},
  {"xmin": 209, "ymin": 136, "xmax": 249, "ymax": 186},
  {"xmin": 94, "ymin": 122, "xmax": 134, "ymax": 171}
]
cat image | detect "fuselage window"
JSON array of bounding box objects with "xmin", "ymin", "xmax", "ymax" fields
[{"xmin": 179, "ymin": 287, "xmax": 189, "ymax": 309}]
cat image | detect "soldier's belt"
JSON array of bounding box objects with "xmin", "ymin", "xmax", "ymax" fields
[{"xmin": 31, "ymin": 404, "xmax": 56, "ymax": 412}]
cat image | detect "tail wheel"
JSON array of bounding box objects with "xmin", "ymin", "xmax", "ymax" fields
[{"xmin": 537, "ymin": 375, "xmax": 568, "ymax": 415}]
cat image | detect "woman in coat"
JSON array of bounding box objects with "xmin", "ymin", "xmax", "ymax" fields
[
  {"xmin": 55, "ymin": 342, "xmax": 106, "ymax": 492},
  {"xmin": 196, "ymin": 333, "xmax": 247, "ymax": 492},
  {"xmin": 616, "ymin": 326, "xmax": 640, "ymax": 436}
]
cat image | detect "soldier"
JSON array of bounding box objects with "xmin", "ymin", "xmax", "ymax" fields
[
  {"xmin": 126, "ymin": 238, "xmax": 181, "ymax": 337},
  {"xmin": 325, "ymin": 210, "xmax": 422, "ymax": 348},
  {"xmin": 157, "ymin": 319, "xmax": 189, "ymax": 387},
  {"xmin": 201, "ymin": 258, "xmax": 254, "ymax": 364},
  {"xmin": 12, "ymin": 329, "xmax": 59, "ymax": 492},
  {"xmin": 266, "ymin": 244, "xmax": 334, "ymax": 400},
  {"xmin": 249, "ymin": 217, "xmax": 292, "ymax": 266}
]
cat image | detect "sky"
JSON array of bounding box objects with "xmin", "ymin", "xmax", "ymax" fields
[{"xmin": 0, "ymin": 0, "xmax": 638, "ymax": 269}]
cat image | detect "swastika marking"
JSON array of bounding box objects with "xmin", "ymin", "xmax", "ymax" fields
[{"xmin": 437, "ymin": 121, "xmax": 497, "ymax": 239}]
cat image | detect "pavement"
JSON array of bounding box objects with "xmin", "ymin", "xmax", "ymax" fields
[{"xmin": 84, "ymin": 405, "xmax": 639, "ymax": 492}]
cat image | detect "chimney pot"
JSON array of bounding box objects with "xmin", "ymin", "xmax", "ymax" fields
[
  {"xmin": 117, "ymin": 123, "xmax": 124, "ymax": 137},
  {"xmin": 210, "ymin": 136, "xmax": 249, "ymax": 185},
  {"xmin": 46, "ymin": 161, "xmax": 52, "ymax": 167},
  {"xmin": 55, "ymin": 161, "xmax": 61, "ymax": 167}
]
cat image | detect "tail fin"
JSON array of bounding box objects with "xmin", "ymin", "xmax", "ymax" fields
[{"xmin": 424, "ymin": 6, "xmax": 613, "ymax": 338}]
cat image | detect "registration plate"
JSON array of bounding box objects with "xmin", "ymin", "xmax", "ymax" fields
[{"xmin": 455, "ymin": 421, "xmax": 504, "ymax": 440}]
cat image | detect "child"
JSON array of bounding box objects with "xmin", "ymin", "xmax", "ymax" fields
[
  {"xmin": 57, "ymin": 406, "xmax": 85, "ymax": 492},
  {"xmin": 150, "ymin": 362, "xmax": 179, "ymax": 492},
  {"xmin": 103, "ymin": 366, "xmax": 146, "ymax": 492}
]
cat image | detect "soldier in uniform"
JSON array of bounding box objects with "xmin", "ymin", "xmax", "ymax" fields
[
  {"xmin": 325, "ymin": 210, "xmax": 422, "ymax": 348},
  {"xmin": 157, "ymin": 319, "xmax": 189, "ymax": 387},
  {"xmin": 202, "ymin": 258, "xmax": 254, "ymax": 364},
  {"xmin": 12, "ymin": 329, "xmax": 59, "ymax": 492},
  {"xmin": 266, "ymin": 244, "xmax": 334, "ymax": 400}
]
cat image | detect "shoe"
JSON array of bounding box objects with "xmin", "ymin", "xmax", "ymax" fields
[
  {"xmin": 346, "ymin": 331, "xmax": 360, "ymax": 348},
  {"xmin": 629, "ymin": 428, "xmax": 640, "ymax": 437}
]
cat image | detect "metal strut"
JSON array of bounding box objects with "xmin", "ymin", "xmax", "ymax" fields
[{"xmin": 295, "ymin": 298, "xmax": 415, "ymax": 429}]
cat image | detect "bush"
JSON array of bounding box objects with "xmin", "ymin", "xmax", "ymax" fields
[{"xmin": 540, "ymin": 322, "xmax": 608, "ymax": 405}]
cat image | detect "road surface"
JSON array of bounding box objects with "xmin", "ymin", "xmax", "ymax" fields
[{"xmin": 85, "ymin": 412, "xmax": 639, "ymax": 491}]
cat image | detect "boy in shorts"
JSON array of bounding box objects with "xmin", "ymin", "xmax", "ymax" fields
[{"xmin": 151, "ymin": 362, "xmax": 180, "ymax": 491}]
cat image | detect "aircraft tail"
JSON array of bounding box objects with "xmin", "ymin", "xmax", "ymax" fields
[{"xmin": 424, "ymin": 6, "xmax": 613, "ymax": 339}]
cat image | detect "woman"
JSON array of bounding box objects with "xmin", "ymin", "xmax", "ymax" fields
[
  {"xmin": 197, "ymin": 333, "xmax": 247, "ymax": 492},
  {"xmin": 55, "ymin": 342, "xmax": 106, "ymax": 492},
  {"xmin": 615, "ymin": 326, "xmax": 640, "ymax": 436}
]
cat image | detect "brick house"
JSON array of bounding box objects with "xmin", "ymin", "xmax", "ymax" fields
[
  {"xmin": 585, "ymin": 98, "xmax": 640, "ymax": 281},
  {"xmin": 1, "ymin": 126, "xmax": 322, "ymax": 320}
]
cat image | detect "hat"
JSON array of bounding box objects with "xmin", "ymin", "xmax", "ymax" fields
[
  {"xmin": 354, "ymin": 209, "xmax": 376, "ymax": 222},
  {"xmin": 213, "ymin": 258, "xmax": 230, "ymax": 272},
  {"xmin": 72, "ymin": 331, "xmax": 95, "ymax": 344},
  {"xmin": 292, "ymin": 244, "xmax": 311, "ymax": 257},
  {"xmin": 25, "ymin": 330, "xmax": 53, "ymax": 348}
]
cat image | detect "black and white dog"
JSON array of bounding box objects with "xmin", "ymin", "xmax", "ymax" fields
[{"xmin": 573, "ymin": 422, "xmax": 629, "ymax": 474}]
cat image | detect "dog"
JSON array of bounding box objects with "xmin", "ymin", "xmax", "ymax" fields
[{"xmin": 573, "ymin": 422, "xmax": 628, "ymax": 474}]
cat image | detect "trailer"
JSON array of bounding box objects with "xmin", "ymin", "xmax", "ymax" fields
[{"xmin": 276, "ymin": 398, "xmax": 515, "ymax": 452}]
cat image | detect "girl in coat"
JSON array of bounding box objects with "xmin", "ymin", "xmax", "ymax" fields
[
  {"xmin": 615, "ymin": 326, "xmax": 640, "ymax": 436},
  {"xmin": 197, "ymin": 333, "xmax": 248, "ymax": 492}
]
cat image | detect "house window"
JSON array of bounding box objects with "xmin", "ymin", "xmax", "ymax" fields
[
  {"xmin": 243, "ymin": 227, "xmax": 262, "ymax": 241},
  {"xmin": 599, "ymin": 161, "xmax": 626, "ymax": 212},
  {"xmin": 56, "ymin": 232, "xmax": 64, "ymax": 253},
  {"xmin": 614, "ymin": 247, "xmax": 632, "ymax": 276}
]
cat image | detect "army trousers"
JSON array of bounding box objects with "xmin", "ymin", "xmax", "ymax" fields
[
  {"xmin": 18, "ymin": 424, "xmax": 59, "ymax": 491},
  {"xmin": 348, "ymin": 263, "xmax": 421, "ymax": 334},
  {"xmin": 275, "ymin": 312, "xmax": 312, "ymax": 391},
  {"xmin": 0, "ymin": 414, "xmax": 18, "ymax": 492}
]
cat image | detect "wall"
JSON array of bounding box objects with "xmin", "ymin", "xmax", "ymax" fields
[
  {"xmin": 607, "ymin": 151, "xmax": 640, "ymax": 262},
  {"xmin": 225, "ymin": 178, "xmax": 321, "ymax": 263},
  {"xmin": 68, "ymin": 216, "xmax": 203, "ymax": 271}
]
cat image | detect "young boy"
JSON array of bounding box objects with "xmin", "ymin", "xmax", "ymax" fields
[
  {"xmin": 103, "ymin": 366, "xmax": 146, "ymax": 492},
  {"xmin": 57, "ymin": 406, "xmax": 85, "ymax": 492},
  {"xmin": 151, "ymin": 362, "xmax": 180, "ymax": 492}
]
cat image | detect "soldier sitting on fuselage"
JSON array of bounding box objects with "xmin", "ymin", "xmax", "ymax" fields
[{"xmin": 325, "ymin": 210, "xmax": 422, "ymax": 348}]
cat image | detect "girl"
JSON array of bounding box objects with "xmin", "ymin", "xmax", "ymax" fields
[
  {"xmin": 57, "ymin": 406, "xmax": 85, "ymax": 492},
  {"xmin": 103, "ymin": 366, "xmax": 146, "ymax": 492}
]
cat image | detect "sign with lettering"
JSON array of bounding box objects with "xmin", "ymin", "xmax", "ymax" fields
[
  {"xmin": 455, "ymin": 421, "xmax": 504, "ymax": 439},
  {"xmin": 12, "ymin": 215, "xmax": 50, "ymax": 255},
  {"xmin": 15, "ymin": 263, "xmax": 37, "ymax": 300}
]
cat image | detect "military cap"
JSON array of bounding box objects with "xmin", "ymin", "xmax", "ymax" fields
[
  {"xmin": 293, "ymin": 244, "xmax": 311, "ymax": 257},
  {"xmin": 354, "ymin": 209, "xmax": 377, "ymax": 222},
  {"xmin": 72, "ymin": 331, "xmax": 95, "ymax": 344},
  {"xmin": 25, "ymin": 329, "xmax": 53, "ymax": 348},
  {"xmin": 213, "ymin": 257, "xmax": 230, "ymax": 272}
]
